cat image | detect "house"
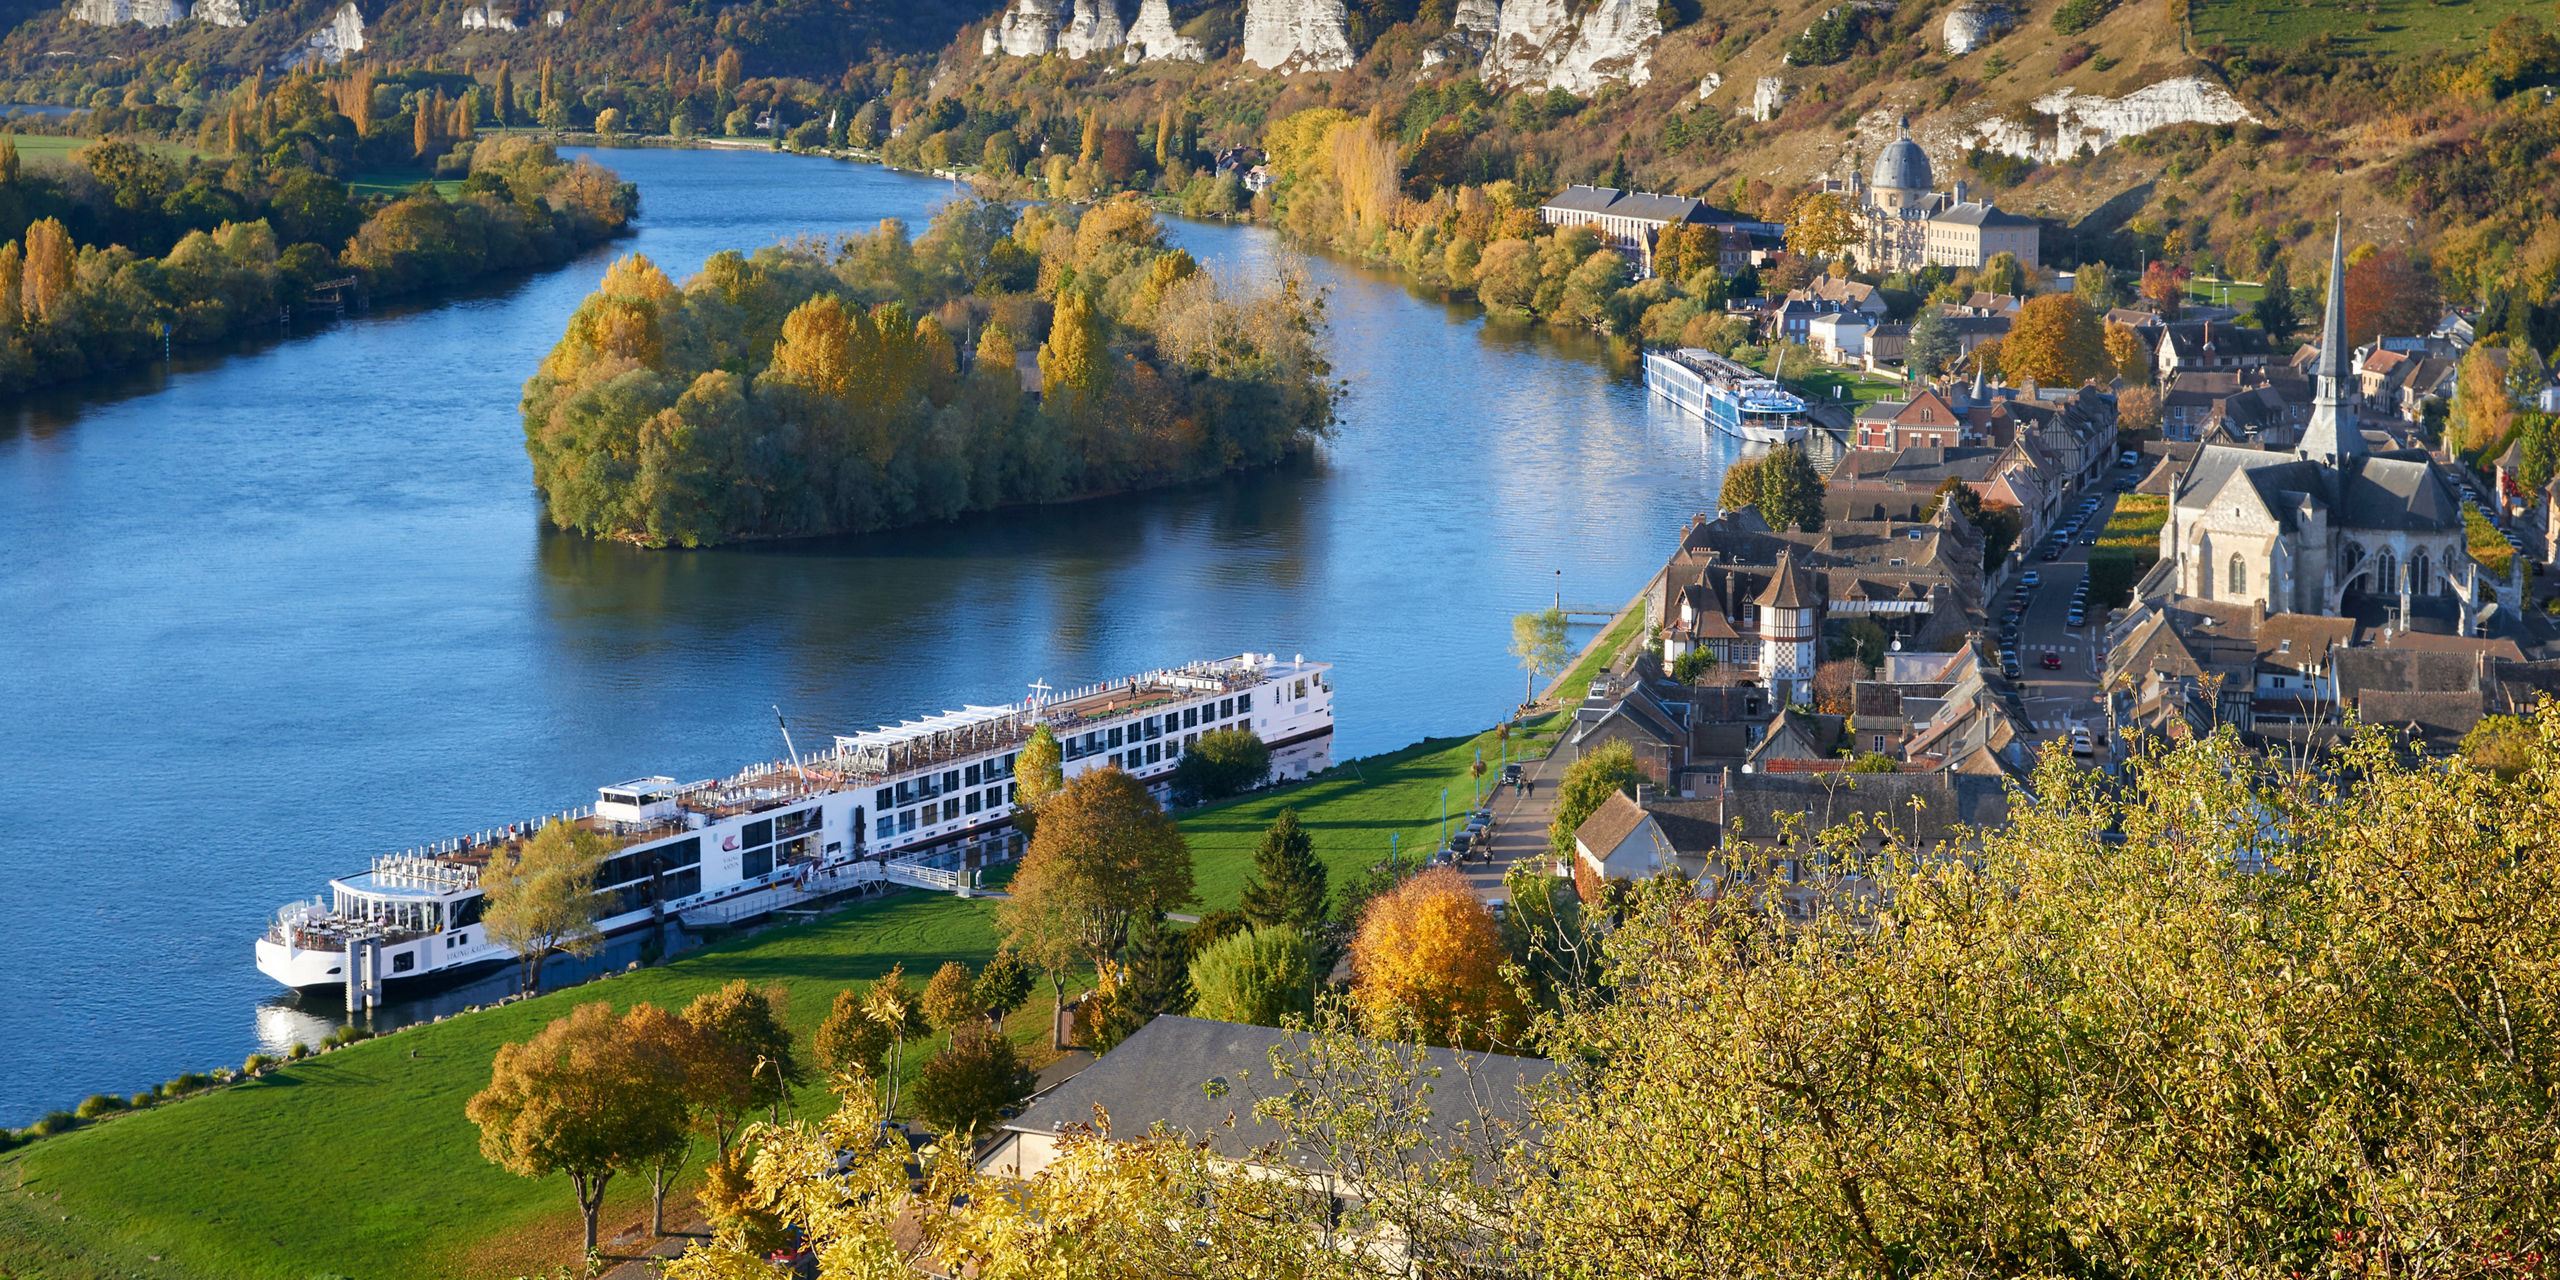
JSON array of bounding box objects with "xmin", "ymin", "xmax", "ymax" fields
[
  {"xmin": 979, "ymin": 1016, "xmax": 1555, "ymax": 1196},
  {"xmin": 1571, "ymin": 787, "xmax": 1719, "ymax": 892},
  {"xmin": 1852, "ymin": 388, "xmax": 1977, "ymax": 451},
  {"xmin": 1710, "ymin": 769, "xmax": 2013, "ymax": 916},
  {"xmin": 1799, "ymin": 276, "xmax": 1893, "ymax": 319},
  {"xmin": 1807, "ymin": 311, "xmax": 1870, "ymax": 364},
  {"xmin": 2155, "ymin": 321, "xmax": 2277, "ymax": 379},
  {"xmin": 1864, "ymin": 322, "xmax": 1910, "ymax": 371},
  {"xmin": 1651, "ymin": 505, "xmax": 1986, "ymax": 672},
  {"xmin": 1826, "ymin": 445, "xmax": 2005, "ymax": 523},
  {"xmin": 1242, "ymin": 165, "xmax": 1273, "ymax": 193},
  {"xmin": 1537, "ymin": 185, "xmax": 1770, "ymax": 277}
]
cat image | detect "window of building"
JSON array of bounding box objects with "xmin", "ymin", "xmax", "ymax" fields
[
  {"xmin": 1146, "ymin": 743, "xmax": 1162, "ymax": 764},
  {"xmin": 942, "ymin": 799, "xmax": 959, "ymax": 823},
  {"xmin": 2229, "ymin": 554, "xmax": 2246, "ymax": 594},
  {"xmin": 1183, "ymin": 707, "xmax": 1198, "ymax": 729},
  {"xmin": 1220, "ymin": 697, "xmax": 1235, "ymax": 718}
]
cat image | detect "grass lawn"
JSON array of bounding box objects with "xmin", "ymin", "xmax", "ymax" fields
[
  {"xmin": 1, "ymin": 134, "xmax": 206, "ymax": 166},
  {"xmin": 1, "ymin": 693, "xmax": 1577, "ymax": 1279},
  {"xmin": 2186, "ymin": 277, "xmax": 2266, "ymax": 310},
  {"xmin": 2088, "ymin": 492, "xmax": 2169, "ymax": 606},
  {"xmin": 1788, "ymin": 365, "xmax": 1910, "ymax": 408},
  {"xmin": 2192, "ymin": 0, "xmax": 2546, "ymax": 57},
  {"xmin": 347, "ymin": 170, "xmax": 464, "ymax": 198}
]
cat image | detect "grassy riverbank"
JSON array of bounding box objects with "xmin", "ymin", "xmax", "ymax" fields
[{"xmin": 0, "ymin": 716, "xmax": 1553, "ymax": 1280}]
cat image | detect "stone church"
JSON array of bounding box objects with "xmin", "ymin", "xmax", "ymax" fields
[{"xmin": 2146, "ymin": 225, "xmax": 2511, "ymax": 627}]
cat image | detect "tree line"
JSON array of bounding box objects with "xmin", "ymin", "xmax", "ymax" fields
[
  {"xmin": 0, "ymin": 131, "xmax": 630, "ymax": 395},
  {"xmin": 521, "ymin": 195, "xmax": 1337, "ymax": 547}
]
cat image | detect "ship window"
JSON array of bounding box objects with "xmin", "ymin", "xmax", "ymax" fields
[
  {"xmin": 877, "ymin": 816, "xmax": 894, "ymax": 840},
  {"xmin": 1147, "ymin": 718, "xmax": 1163, "ymax": 740},
  {"xmin": 943, "ymin": 770, "xmax": 961, "ymax": 791},
  {"xmin": 1239, "ymin": 692, "xmax": 1252, "ymax": 712},
  {"xmin": 777, "ymin": 808, "xmax": 820, "ymax": 838},
  {"xmin": 743, "ymin": 819, "xmax": 774, "ymax": 848},
  {"xmin": 875, "ymin": 787, "xmax": 893, "ymax": 810},
  {"xmin": 743, "ymin": 846, "xmax": 774, "ymax": 879},
  {"xmin": 1108, "ymin": 726, "xmax": 1123, "ymax": 748},
  {"xmin": 1221, "ymin": 697, "xmax": 1235, "ymax": 718},
  {"xmin": 393, "ymin": 951, "xmax": 416, "ymax": 973},
  {"xmin": 1147, "ymin": 743, "xmax": 1163, "ymax": 764},
  {"xmin": 895, "ymin": 781, "xmax": 915, "ymax": 805},
  {"xmin": 965, "ymin": 763, "xmax": 981, "ymax": 786},
  {"xmin": 966, "ymin": 791, "xmax": 983, "ymax": 815},
  {"xmin": 899, "ymin": 810, "xmax": 917, "ymax": 834},
  {"xmin": 452, "ymin": 895, "xmax": 484, "ymax": 928},
  {"xmin": 997, "ymin": 753, "xmax": 1015, "ymax": 777},
  {"xmin": 667, "ymin": 868, "xmax": 701, "ymax": 898},
  {"xmin": 938, "ymin": 798, "xmax": 955, "ymax": 822},
  {"xmin": 1183, "ymin": 707, "xmax": 1198, "ymax": 729},
  {"xmin": 986, "ymin": 786, "xmax": 1003, "ymax": 809}
]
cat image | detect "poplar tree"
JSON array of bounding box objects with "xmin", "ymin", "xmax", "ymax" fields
[
  {"xmin": 1078, "ymin": 109, "xmax": 1100, "ymax": 164},
  {"xmin": 1038, "ymin": 289, "xmax": 1110, "ymax": 414},
  {"xmin": 0, "ymin": 135, "xmax": 20, "ymax": 186},
  {"xmin": 494, "ymin": 62, "xmax": 514, "ymax": 126},
  {"xmin": 22, "ymin": 218, "xmax": 73, "ymax": 323},
  {"xmin": 0, "ymin": 242, "xmax": 21, "ymax": 327},
  {"xmin": 1154, "ymin": 102, "xmax": 1173, "ymax": 168},
  {"xmin": 770, "ymin": 295, "xmax": 857, "ymax": 396},
  {"xmin": 1009, "ymin": 723, "xmax": 1063, "ymax": 837}
]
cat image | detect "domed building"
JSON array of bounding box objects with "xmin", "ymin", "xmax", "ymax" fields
[{"xmin": 1822, "ymin": 119, "xmax": 2042, "ymax": 274}]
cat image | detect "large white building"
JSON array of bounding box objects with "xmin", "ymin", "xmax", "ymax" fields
[{"xmin": 1824, "ymin": 120, "xmax": 2040, "ymax": 274}]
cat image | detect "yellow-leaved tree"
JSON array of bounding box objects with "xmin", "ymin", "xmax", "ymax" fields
[
  {"xmin": 478, "ymin": 817, "xmax": 607, "ymax": 992},
  {"xmin": 1038, "ymin": 289, "xmax": 1111, "ymax": 416},
  {"xmin": 466, "ymin": 1001, "xmax": 692, "ymax": 1257},
  {"xmin": 1783, "ymin": 191, "xmax": 1862, "ymax": 263},
  {"xmin": 1349, "ymin": 866, "xmax": 1521, "ymax": 1048},
  {"xmin": 2001, "ymin": 293, "xmax": 2111, "ymax": 387}
]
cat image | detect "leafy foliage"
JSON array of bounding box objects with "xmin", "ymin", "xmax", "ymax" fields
[
  {"xmin": 1548, "ymin": 739, "xmax": 1644, "ymax": 861},
  {"xmin": 465, "ymin": 1001, "xmax": 691, "ymax": 1255},
  {"xmin": 478, "ymin": 817, "xmax": 608, "ymax": 993},
  {"xmin": 1349, "ymin": 866, "xmax": 1520, "ymax": 1049},
  {"xmin": 1185, "ymin": 924, "xmax": 1315, "ymax": 1029},
  {"xmin": 1169, "ymin": 726, "xmax": 1273, "ymax": 804},
  {"xmin": 1238, "ymin": 808, "xmax": 1330, "ymax": 934},
  {"xmin": 1001, "ymin": 766, "xmax": 1196, "ymax": 970},
  {"xmin": 908, "ymin": 1028, "xmax": 1035, "ymax": 1141}
]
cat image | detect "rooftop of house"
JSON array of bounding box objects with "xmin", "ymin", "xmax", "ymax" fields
[
  {"xmin": 1540, "ymin": 184, "xmax": 1753, "ymax": 226},
  {"xmin": 1720, "ymin": 770, "xmax": 2011, "ymax": 851}
]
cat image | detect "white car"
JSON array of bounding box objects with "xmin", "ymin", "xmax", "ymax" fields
[{"xmin": 2071, "ymin": 725, "xmax": 2094, "ymax": 756}]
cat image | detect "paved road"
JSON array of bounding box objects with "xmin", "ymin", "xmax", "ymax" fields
[
  {"xmin": 1455, "ymin": 749, "xmax": 1562, "ymax": 904},
  {"xmin": 1999, "ymin": 484, "xmax": 2128, "ymax": 756}
]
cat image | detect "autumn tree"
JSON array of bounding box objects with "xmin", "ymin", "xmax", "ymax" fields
[
  {"xmin": 680, "ymin": 980, "xmax": 802, "ymax": 1152},
  {"xmin": 813, "ymin": 985, "xmax": 890, "ymax": 1080},
  {"xmin": 2460, "ymin": 712, "xmax": 2534, "ymax": 780},
  {"xmin": 1237, "ymin": 808, "xmax": 1328, "ymax": 933},
  {"xmin": 2104, "ymin": 320, "xmax": 2152, "ymax": 385},
  {"xmin": 480, "ymin": 818, "xmax": 607, "ymax": 992},
  {"xmin": 1349, "ymin": 866, "xmax": 1520, "ymax": 1048},
  {"xmin": 922, "ymin": 960, "xmax": 985, "ymax": 1031},
  {"xmin": 973, "ymin": 949, "xmax": 1036, "ymax": 1029},
  {"xmin": 1783, "ymin": 191, "xmax": 1862, "ymax": 263},
  {"xmin": 1719, "ymin": 454, "xmax": 1764, "ymax": 513},
  {"xmin": 1038, "ymin": 289, "xmax": 1110, "ymax": 415},
  {"xmin": 2002, "ymin": 294, "xmax": 2111, "ymax": 387},
  {"xmin": 2344, "ymin": 248, "xmax": 2441, "ymax": 349},
  {"xmin": 1001, "ymin": 767, "xmax": 1195, "ymax": 968},
  {"xmin": 1011, "ymin": 723, "xmax": 1062, "ymax": 837},
  {"xmin": 493, "ymin": 63, "xmax": 513, "ymax": 126},
  {"xmin": 1549, "ymin": 738, "xmax": 1643, "ymax": 859},
  {"xmin": 908, "ymin": 1027, "xmax": 1036, "ymax": 1140},
  {"xmin": 1512, "ymin": 606, "xmax": 1571, "ymax": 702},
  {"xmin": 2118, "ymin": 383, "xmax": 2163, "ymax": 434},
  {"xmin": 22, "ymin": 217, "xmax": 72, "ymax": 322},
  {"xmin": 2140, "ymin": 259, "xmax": 2187, "ymax": 319},
  {"xmin": 2072, "ymin": 259, "xmax": 2123, "ymax": 311},
  {"xmin": 466, "ymin": 1001, "xmax": 691, "ymax": 1256},
  {"xmin": 1977, "ymin": 251, "xmax": 2029, "ymax": 298},
  {"xmin": 1187, "ymin": 924, "xmax": 1315, "ymax": 1028},
  {"xmin": 2455, "ymin": 343, "xmax": 2518, "ymax": 451},
  {"xmin": 0, "ymin": 242, "xmax": 20, "ymax": 326},
  {"xmin": 1811, "ymin": 658, "xmax": 1864, "ymax": 713}
]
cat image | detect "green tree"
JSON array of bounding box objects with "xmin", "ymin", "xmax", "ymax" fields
[
  {"xmin": 2072, "ymin": 260, "xmax": 2124, "ymax": 312},
  {"xmin": 1237, "ymin": 808, "xmax": 1329, "ymax": 933},
  {"xmin": 1848, "ymin": 750, "xmax": 1900, "ymax": 772},
  {"xmin": 1905, "ymin": 308, "xmax": 1959, "ymax": 378},
  {"xmin": 1671, "ymin": 648, "xmax": 1718, "ymax": 684},
  {"xmin": 973, "ymin": 949, "xmax": 1037, "ymax": 1029},
  {"xmin": 1720, "ymin": 455, "xmax": 1765, "ymax": 514},
  {"xmin": 908, "ymin": 1028, "xmax": 1036, "ymax": 1141},
  {"xmin": 1168, "ymin": 726, "xmax": 1272, "ymax": 803},
  {"xmin": 2251, "ymin": 256, "xmax": 2300, "ymax": 343},
  {"xmin": 466, "ymin": 1001, "xmax": 691, "ymax": 1257},
  {"xmin": 1978, "ymin": 251, "xmax": 2030, "ymax": 298},
  {"xmin": 1123, "ymin": 910, "xmax": 1195, "ymax": 1018},
  {"xmin": 1512, "ymin": 606, "xmax": 1572, "ymax": 702},
  {"xmin": 1001, "ymin": 766, "xmax": 1196, "ymax": 968},
  {"xmin": 480, "ymin": 818, "xmax": 607, "ymax": 993},
  {"xmin": 1187, "ymin": 925, "xmax": 1315, "ymax": 1028},
  {"xmin": 2461, "ymin": 712, "xmax": 2534, "ymax": 780},
  {"xmin": 1011, "ymin": 724, "xmax": 1063, "ymax": 837},
  {"xmin": 922, "ymin": 960, "xmax": 985, "ymax": 1031},
  {"xmin": 1549, "ymin": 738, "xmax": 1644, "ymax": 859},
  {"xmin": 813, "ymin": 985, "xmax": 891, "ymax": 1081},
  {"xmin": 1756, "ymin": 442, "xmax": 1823, "ymax": 532}
]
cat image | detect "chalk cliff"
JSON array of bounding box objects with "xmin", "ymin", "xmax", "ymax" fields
[
  {"xmin": 982, "ymin": 0, "xmax": 1067, "ymax": 56},
  {"xmin": 1240, "ymin": 0, "xmax": 1355, "ymax": 72},
  {"xmin": 69, "ymin": 0, "xmax": 188, "ymax": 27},
  {"xmin": 1124, "ymin": 0, "xmax": 1206, "ymax": 61},
  {"xmin": 282, "ymin": 1, "xmax": 364, "ymax": 67},
  {"xmin": 1418, "ymin": 0, "xmax": 1500, "ymax": 71},
  {"xmin": 193, "ymin": 0, "xmax": 246, "ymax": 25},
  {"xmin": 1940, "ymin": 0, "xmax": 2011, "ymax": 55},
  {"xmin": 1483, "ymin": 0, "xmax": 1657, "ymax": 94},
  {"xmin": 1057, "ymin": 0, "xmax": 1126, "ymax": 58},
  {"xmin": 1969, "ymin": 75, "xmax": 2256, "ymax": 161}
]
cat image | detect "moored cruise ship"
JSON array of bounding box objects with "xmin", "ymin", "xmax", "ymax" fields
[
  {"xmin": 1643, "ymin": 347, "xmax": 1808, "ymax": 443},
  {"xmin": 256, "ymin": 654, "xmax": 1334, "ymax": 997}
]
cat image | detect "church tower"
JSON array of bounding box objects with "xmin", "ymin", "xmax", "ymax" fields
[
  {"xmin": 1756, "ymin": 552, "xmax": 1820, "ymax": 705},
  {"xmin": 2296, "ymin": 217, "xmax": 2365, "ymax": 469}
]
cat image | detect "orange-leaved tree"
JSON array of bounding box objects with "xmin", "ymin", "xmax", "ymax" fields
[
  {"xmin": 2002, "ymin": 294, "xmax": 2111, "ymax": 388},
  {"xmin": 1350, "ymin": 866, "xmax": 1521, "ymax": 1048},
  {"xmin": 466, "ymin": 1001, "xmax": 692, "ymax": 1257},
  {"xmin": 1001, "ymin": 766, "xmax": 1195, "ymax": 971}
]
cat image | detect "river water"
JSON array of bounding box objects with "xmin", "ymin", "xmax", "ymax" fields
[{"xmin": 0, "ymin": 146, "xmax": 1756, "ymax": 1122}]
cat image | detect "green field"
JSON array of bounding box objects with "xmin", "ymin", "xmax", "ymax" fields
[
  {"xmin": 346, "ymin": 171, "xmax": 464, "ymax": 198},
  {"xmin": 1788, "ymin": 364, "xmax": 1911, "ymax": 408},
  {"xmin": 0, "ymin": 710, "xmax": 1560, "ymax": 1280},
  {"xmin": 2191, "ymin": 0, "xmax": 2546, "ymax": 56},
  {"xmin": 0, "ymin": 133, "xmax": 205, "ymax": 165}
]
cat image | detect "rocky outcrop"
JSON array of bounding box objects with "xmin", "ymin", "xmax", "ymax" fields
[
  {"xmin": 1419, "ymin": 0, "xmax": 1501, "ymax": 71},
  {"xmin": 983, "ymin": 0, "xmax": 1064, "ymax": 54},
  {"xmin": 1697, "ymin": 71, "xmax": 1722, "ymax": 99},
  {"xmin": 1968, "ymin": 75, "xmax": 2255, "ymax": 161},
  {"xmin": 1940, "ymin": 0, "xmax": 2011, "ymax": 54},
  {"xmin": 1241, "ymin": 0, "xmax": 1355, "ymax": 71},
  {"xmin": 1748, "ymin": 74, "xmax": 1791, "ymax": 120},
  {"xmin": 1057, "ymin": 0, "xmax": 1126, "ymax": 57},
  {"xmin": 1124, "ymin": 0, "xmax": 1206, "ymax": 61},
  {"xmin": 193, "ymin": 0, "xmax": 245, "ymax": 25},
  {"xmin": 460, "ymin": 4, "xmax": 518, "ymax": 28},
  {"xmin": 1483, "ymin": 0, "xmax": 1658, "ymax": 94},
  {"xmin": 280, "ymin": 1, "xmax": 364, "ymax": 67},
  {"xmin": 69, "ymin": 0, "xmax": 189, "ymax": 27}
]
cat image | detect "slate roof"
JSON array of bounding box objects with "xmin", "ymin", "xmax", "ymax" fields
[
  {"xmin": 1933, "ymin": 201, "xmax": 2036, "ymax": 227},
  {"xmin": 1000, "ymin": 1016, "xmax": 1555, "ymax": 1173},
  {"xmin": 2172, "ymin": 445, "xmax": 2461, "ymax": 536},
  {"xmin": 1721, "ymin": 771, "xmax": 2010, "ymax": 851},
  {"xmin": 1540, "ymin": 185, "xmax": 1753, "ymax": 226}
]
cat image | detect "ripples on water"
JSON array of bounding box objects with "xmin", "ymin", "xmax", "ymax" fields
[{"xmin": 0, "ymin": 147, "xmax": 1761, "ymax": 1120}]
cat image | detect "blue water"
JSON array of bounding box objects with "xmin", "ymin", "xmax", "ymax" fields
[{"xmin": 0, "ymin": 146, "xmax": 1748, "ymax": 1121}]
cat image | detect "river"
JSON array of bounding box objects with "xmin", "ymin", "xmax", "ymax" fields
[{"xmin": 0, "ymin": 145, "xmax": 1760, "ymax": 1122}]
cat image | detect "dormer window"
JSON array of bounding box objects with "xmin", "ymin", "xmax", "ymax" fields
[{"xmin": 2278, "ymin": 639, "xmax": 2292, "ymax": 653}]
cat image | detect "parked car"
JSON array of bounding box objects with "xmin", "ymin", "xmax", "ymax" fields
[
  {"xmin": 2021, "ymin": 570, "xmax": 2041, "ymax": 588},
  {"xmin": 2071, "ymin": 725, "xmax": 2094, "ymax": 756},
  {"xmin": 2042, "ymin": 651, "xmax": 2064, "ymax": 670},
  {"xmin": 2041, "ymin": 543, "xmax": 2064, "ymax": 562},
  {"xmin": 2068, "ymin": 608, "xmax": 2086, "ymax": 627},
  {"xmin": 1501, "ymin": 762, "xmax": 1523, "ymax": 784},
  {"xmin": 2002, "ymin": 658, "xmax": 2023, "ymax": 679},
  {"xmin": 2120, "ymin": 450, "xmax": 2141, "ymax": 468}
]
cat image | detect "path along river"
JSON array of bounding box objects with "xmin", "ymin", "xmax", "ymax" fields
[{"xmin": 0, "ymin": 146, "xmax": 1766, "ymax": 1121}]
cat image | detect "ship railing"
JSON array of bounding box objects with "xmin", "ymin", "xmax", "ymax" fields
[
  {"xmin": 677, "ymin": 862, "xmax": 888, "ymax": 926},
  {"xmin": 380, "ymin": 805, "xmax": 597, "ymax": 868}
]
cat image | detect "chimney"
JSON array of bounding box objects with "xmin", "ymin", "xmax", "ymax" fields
[{"xmin": 1953, "ymin": 179, "xmax": 1966, "ymax": 205}]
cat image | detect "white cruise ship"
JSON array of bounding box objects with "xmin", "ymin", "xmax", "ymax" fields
[
  {"xmin": 1643, "ymin": 347, "xmax": 1809, "ymax": 443},
  {"xmin": 256, "ymin": 654, "xmax": 1335, "ymax": 997}
]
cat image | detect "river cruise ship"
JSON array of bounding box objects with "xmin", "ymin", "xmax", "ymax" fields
[
  {"xmin": 256, "ymin": 654, "xmax": 1335, "ymax": 996},
  {"xmin": 1643, "ymin": 347, "xmax": 1808, "ymax": 443}
]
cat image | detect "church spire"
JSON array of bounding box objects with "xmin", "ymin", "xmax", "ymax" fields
[{"xmin": 2296, "ymin": 215, "xmax": 2363, "ymax": 468}]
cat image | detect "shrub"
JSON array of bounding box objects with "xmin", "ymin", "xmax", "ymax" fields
[
  {"xmin": 289, "ymin": 1041, "xmax": 311, "ymax": 1059},
  {"xmin": 31, "ymin": 1110, "xmax": 81, "ymax": 1137},
  {"xmin": 1168, "ymin": 728, "xmax": 1273, "ymax": 804},
  {"xmin": 2051, "ymin": 0, "xmax": 2115, "ymax": 34},
  {"xmin": 129, "ymin": 1092, "xmax": 155, "ymax": 1109},
  {"xmin": 907, "ymin": 1029, "xmax": 1037, "ymax": 1141},
  {"xmin": 161, "ymin": 1072, "xmax": 215, "ymax": 1096},
  {"xmin": 323, "ymin": 1023, "xmax": 374, "ymax": 1049},
  {"xmin": 1187, "ymin": 926, "xmax": 1316, "ymax": 1029},
  {"xmin": 243, "ymin": 1053, "xmax": 278, "ymax": 1075},
  {"xmin": 74, "ymin": 1093, "xmax": 126, "ymax": 1119}
]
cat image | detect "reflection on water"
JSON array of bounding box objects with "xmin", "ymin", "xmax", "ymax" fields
[{"xmin": 0, "ymin": 147, "xmax": 1754, "ymax": 1121}]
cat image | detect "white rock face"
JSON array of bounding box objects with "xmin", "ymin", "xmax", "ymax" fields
[
  {"xmin": 1057, "ymin": 0, "xmax": 1126, "ymax": 57},
  {"xmin": 1940, "ymin": 0, "xmax": 2011, "ymax": 54},
  {"xmin": 1969, "ymin": 75, "xmax": 2256, "ymax": 161},
  {"xmin": 70, "ymin": 0, "xmax": 189, "ymax": 27},
  {"xmin": 281, "ymin": 2, "xmax": 364, "ymax": 67},
  {"xmin": 460, "ymin": 5, "xmax": 518, "ymax": 28},
  {"xmin": 1124, "ymin": 0, "xmax": 1207, "ymax": 61},
  {"xmin": 1483, "ymin": 0, "xmax": 1657, "ymax": 94},
  {"xmin": 1698, "ymin": 71, "xmax": 1723, "ymax": 99},
  {"xmin": 1419, "ymin": 0, "xmax": 1501, "ymax": 70},
  {"xmin": 1241, "ymin": 0, "xmax": 1355, "ymax": 71},
  {"xmin": 1749, "ymin": 74, "xmax": 1791, "ymax": 120},
  {"xmin": 543, "ymin": 7, "xmax": 563, "ymax": 24},
  {"xmin": 984, "ymin": 0, "xmax": 1068, "ymax": 55},
  {"xmin": 193, "ymin": 0, "xmax": 245, "ymax": 25}
]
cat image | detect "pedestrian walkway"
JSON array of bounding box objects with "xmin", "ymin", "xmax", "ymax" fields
[{"xmin": 1457, "ymin": 749, "xmax": 1564, "ymax": 904}]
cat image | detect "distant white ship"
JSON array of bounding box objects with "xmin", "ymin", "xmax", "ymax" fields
[
  {"xmin": 256, "ymin": 654, "xmax": 1336, "ymax": 998},
  {"xmin": 1643, "ymin": 347, "xmax": 1809, "ymax": 443}
]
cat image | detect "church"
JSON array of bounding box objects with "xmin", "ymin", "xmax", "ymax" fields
[
  {"xmin": 1827, "ymin": 120, "xmax": 2041, "ymax": 274},
  {"xmin": 2144, "ymin": 224, "xmax": 2516, "ymax": 629}
]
